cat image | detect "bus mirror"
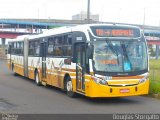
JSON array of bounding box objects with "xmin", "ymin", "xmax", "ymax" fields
[
  {"xmin": 64, "ymin": 58, "xmax": 71, "ymax": 65},
  {"xmin": 87, "ymin": 44, "xmax": 94, "ymax": 59}
]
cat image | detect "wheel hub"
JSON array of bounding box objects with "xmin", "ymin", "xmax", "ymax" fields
[
  {"xmin": 36, "ymin": 74, "xmax": 39, "ymax": 83},
  {"xmin": 67, "ymin": 81, "xmax": 72, "ymax": 91}
]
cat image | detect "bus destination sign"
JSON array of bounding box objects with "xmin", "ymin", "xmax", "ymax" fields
[
  {"xmin": 90, "ymin": 26, "xmax": 140, "ymax": 38},
  {"xmin": 96, "ymin": 29, "xmax": 134, "ymax": 37}
]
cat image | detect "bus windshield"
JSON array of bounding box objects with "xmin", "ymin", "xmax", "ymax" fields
[{"xmin": 93, "ymin": 39, "xmax": 148, "ymax": 74}]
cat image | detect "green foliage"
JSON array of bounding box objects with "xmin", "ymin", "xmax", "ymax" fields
[
  {"xmin": 149, "ymin": 59, "xmax": 160, "ymax": 95},
  {"xmin": 149, "ymin": 81, "xmax": 160, "ymax": 94},
  {"xmin": 149, "ymin": 59, "xmax": 160, "ymax": 82},
  {"xmin": 149, "ymin": 59, "xmax": 160, "ymax": 70},
  {"xmin": 149, "ymin": 69, "xmax": 160, "ymax": 82}
]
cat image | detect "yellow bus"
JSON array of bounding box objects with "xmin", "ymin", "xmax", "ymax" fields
[{"xmin": 7, "ymin": 24, "xmax": 149, "ymax": 97}]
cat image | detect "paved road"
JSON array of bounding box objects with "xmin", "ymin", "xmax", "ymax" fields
[{"xmin": 0, "ymin": 59, "xmax": 160, "ymax": 114}]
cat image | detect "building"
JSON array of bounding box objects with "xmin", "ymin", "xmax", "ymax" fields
[{"xmin": 72, "ymin": 11, "xmax": 99, "ymax": 21}]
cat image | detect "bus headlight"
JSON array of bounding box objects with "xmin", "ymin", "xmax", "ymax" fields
[
  {"xmin": 139, "ymin": 75, "xmax": 149, "ymax": 84},
  {"xmin": 92, "ymin": 76, "xmax": 108, "ymax": 85}
]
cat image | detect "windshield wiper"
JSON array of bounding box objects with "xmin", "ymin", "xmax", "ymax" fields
[
  {"xmin": 105, "ymin": 40, "xmax": 120, "ymax": 64},
  {"xmin": 120, "ymin": 42, "xmax": 132, "ymax": 71}
]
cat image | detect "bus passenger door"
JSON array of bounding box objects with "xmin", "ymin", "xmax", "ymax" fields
[
  {"xmin": 40, "ymin": 42, "xmax": 47, "ymax": 79},
  {"xmin": 75, "ymin": 43, "xmax": 86, "ymax": 92}
]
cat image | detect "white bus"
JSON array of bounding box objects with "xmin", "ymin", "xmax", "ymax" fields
[{"xmin": 7, "ymin": 24, "xmax": 149, "ymax": 97}]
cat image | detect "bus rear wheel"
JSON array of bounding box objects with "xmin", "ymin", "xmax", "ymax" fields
[
  {"xmin": 35, "ymin": 71, "xmax": 41, "ymax": 86},
  {"xmin": 65, "ymin": 77, "xmax": 76, "ymax": 97}
]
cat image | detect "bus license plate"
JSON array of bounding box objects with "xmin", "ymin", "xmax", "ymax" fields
[{"xmin": 120, "ymin": 88, "xmax": 130, "ymax": 93}]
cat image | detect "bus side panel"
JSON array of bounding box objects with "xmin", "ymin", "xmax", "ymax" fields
[
  {"xmin": 16, "ymin": 56, "xmax": 24, "ymax": 76},
  {"xmin": 45, "ymin": 57, "xmax": 54, "ymax": 86},
  {"xmin": 45, "ymin": 58, "xmax": 63, "ymax": 87},
  {"xmin": 11, "ymin": 55, "xmax": 24, "ymax": 76},
  {"xmin": 45, "ymin": 57, "xmax": 77, "ymax": 91},
  {"xmin": 28, "ymin": 57, "xmax": 40, "ymax": 80}
]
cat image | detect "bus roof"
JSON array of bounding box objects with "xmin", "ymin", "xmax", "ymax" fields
[{"xmin": 9, "ymin": 24, "xmax": 140, "ymax": 42}]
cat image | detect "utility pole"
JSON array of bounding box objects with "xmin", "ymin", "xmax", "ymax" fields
[
  {"xmin": 87, "ymin": 0, "xmax": 90, "ymax": 24},
  {"xmin": 143, "ymin": 8, "xmax": 146, "ymax": 32}
]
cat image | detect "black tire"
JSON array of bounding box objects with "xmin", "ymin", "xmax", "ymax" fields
[
  {"xmin": 35, "ymin": 71, "xmax": 41, "ymax": 86},
  {"xmin": 65, "ymin": 77, "xmax": 76, "ymax": 97}
]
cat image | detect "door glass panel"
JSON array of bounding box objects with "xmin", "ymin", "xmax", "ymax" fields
[
  {"xmin": 41, "ymin": 42, "xmax": 47, "ymax": 78},
  {"xmin": 76, "ymin": 44, "xmax": 85, "ymax": 91}
]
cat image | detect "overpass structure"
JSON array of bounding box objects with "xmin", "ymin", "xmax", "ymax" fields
[
  {"xmin": 0, "ymin": 19, "xmax": 62, "ymax": 56},
  {"xmin": 0, "ymin": 18, "xmax": 160, "ymax": 58}
]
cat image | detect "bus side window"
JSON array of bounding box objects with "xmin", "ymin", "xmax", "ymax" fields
[
  {"xmin": 14, "ymin": 42, "xmax": 17, "ymax": 55},
  {"xmin": 63, "ymin": 34, "xmax": 72, "ymax": 57},
  {"xmin": 54, "ymin": 36, "xmax": 63, "ymax": 57},
  {"xmin": 54, "ymin": 46, "xmax": 63, "ymax": 56},
  {"xmin": 35, "ymin": 40, "xmax": 40, "ymax": 56},
  {"xmin": 20, "ymin": 42, "xmax": 24, "ymax": 55},
  {"xmin": 8, "ymin": 43, "xmax": 11, "ymax": 54},
  {"xmin": 29, "ymin": 41, "xmax": 35, "ymax": 56},
  {"xmin": 47, "ymin": 37, "xmax": 54, "ymax": 57},
  {"xmin": 17, "ymin": 42, "xmax": 23, "ymax": 55},
  {"xmin": 11, "ymin": 42, "xmax": 15, "ymax": 54}
]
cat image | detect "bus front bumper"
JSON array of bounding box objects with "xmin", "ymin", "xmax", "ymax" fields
[{"xmin": 85, "ymin": 79, "xmax": 149, "ymax": 98}]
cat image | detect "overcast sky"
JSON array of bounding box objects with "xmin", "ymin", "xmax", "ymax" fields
[{"xmin": 0, "ymin": 0, "xmax": 160, "ymax": 26}]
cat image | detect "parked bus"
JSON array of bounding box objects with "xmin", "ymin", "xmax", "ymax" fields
[{"xmin": 7, "ymin": 24, "xmax": 149, "ymax": 97}]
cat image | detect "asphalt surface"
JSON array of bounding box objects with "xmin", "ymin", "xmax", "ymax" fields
[{"xmin": 0, "ymin": 59, "xmax": 160, "ymax": 114}]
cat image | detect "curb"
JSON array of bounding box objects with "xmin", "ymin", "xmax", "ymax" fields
[{"xmin": 152, "ymin": 93, "xmax": 160, "ymax": 99}]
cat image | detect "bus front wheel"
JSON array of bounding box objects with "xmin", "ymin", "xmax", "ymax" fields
[{"xmin": 65, "ymin": 77, "xmax": 76, "ymax": 97}]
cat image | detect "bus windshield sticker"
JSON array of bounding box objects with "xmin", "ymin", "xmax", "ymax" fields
[{"xmin": 124, "ymin": 62, "xmax": 131, "ymax": 71}]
